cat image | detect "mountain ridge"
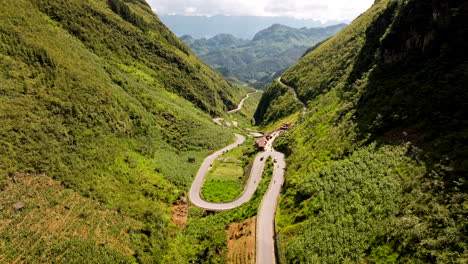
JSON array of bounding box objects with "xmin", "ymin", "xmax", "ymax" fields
[
  {"xmin": 255, "ymin": 0, "xmax": 467, "ymax": 262},
  {"xmin": 0, "ymin": 0, "xmax": 244, "ymax": 261},
  {"xmin": 160, "ymin": 14, "xmax": 348, "ymax": 39},
  {"xmin": 182, "ymin": 23, "xmax": 346, "ymax": 88}
]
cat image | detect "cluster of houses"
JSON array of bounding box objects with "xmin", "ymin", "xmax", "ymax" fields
[{"xmin": 255, "ymin": 122, "xmax": 293, "ymax": 151}]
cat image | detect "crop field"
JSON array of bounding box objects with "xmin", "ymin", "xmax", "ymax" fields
[{"xmin": 0, "ymin": 173, "xmax": 141, "ymax": 263}]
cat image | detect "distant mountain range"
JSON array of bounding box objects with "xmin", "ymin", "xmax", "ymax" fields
[
  {"xmin": 159, "ymin": 15, "xmax": 347, "ymax": 39},
  {"xmin": 181, "ymin": 23, "xmax": 346, "ymax": 88}
]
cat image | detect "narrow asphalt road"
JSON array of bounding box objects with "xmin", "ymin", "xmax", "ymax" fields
[
  {"xmin": 228, "ymin": 90, "xmax": 258, "ymax": 114},
  {"xmin": 190, "ymin": 90, "xmax": 287, "ymax": 263},
  {"xmin": 256, "ymin": 145, "xmax": 285, "ymax": 264},
  {"xmin": 277, "ymin": 77, "xmax": 307, "ymax": 116},
  {"xmin": 188, "ymin": 132, "xmax": 284, "ymax": 211}
]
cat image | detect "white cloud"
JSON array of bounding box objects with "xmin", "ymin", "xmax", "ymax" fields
[
  {"xmin": 184, "ymin": 7, "xmax": 198, "ymax": 14},
  {"xmin": 147, "ymin": 0, "xmax": 375, "ymax": 22}
]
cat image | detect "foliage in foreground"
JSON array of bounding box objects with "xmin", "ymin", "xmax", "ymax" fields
[
  {"xmin": 0, "ymin": 0, "xmax": 245, "ymax": 261},
  {"xmin": 257, "ymin": 0, "xmax": 467, "ymax": 262},
  {"xmin": 0, "ymin": 173, "xmax": 138, "ymax": 263}
]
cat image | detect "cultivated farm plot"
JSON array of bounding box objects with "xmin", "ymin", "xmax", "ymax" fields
[
  {"xmin": 226, "ymin": 216, "xmax": 256, "ymax": 264},
  {"xmin": 0, "ymin": 173, "xmax": 141, "ymax": 263}
]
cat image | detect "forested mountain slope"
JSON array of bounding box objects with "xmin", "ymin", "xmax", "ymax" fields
[
  {"xmin": 255, "ymin": 0, "xmax": 467, "ymax": 262},
  {"xmin": 0, "ymin": 0, "xmax": 243, "ymax": 262},
  {"xmin": 181, "ymin": 24, "xmax": 346, "ymax": 88}
]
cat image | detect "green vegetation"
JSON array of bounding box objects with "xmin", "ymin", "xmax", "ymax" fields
[
  {"xmin": 0, "ymin": 173, "xmax": 139, "ymax": 263},
  {"xmin": 165, "ymin": 158, "xmax": 274, "ymax": 263},
  {"xmin": 256, "ymin": 0, "xmax": 467, "ymax": 262},
  {"xmin": 254, "ymin": 80, "xmax": 302, "ymax": 127},
  {"xmin": 0, "ymin": 0, "xmax": 245, "ymax": 262},
  {"xmin": 228, "ymin": 88, "xmax": 263, "ymax": 129},
  {"xmin": 181, "ymin": 24, "xmax": 346, "ymax": 88},
  {"xmin": 108, "ymin": 0, "xmax": 150, "ymax": 31},
  {"xmin": 201, "ymin": 137, "xmax": 256, "ymax": 202}
]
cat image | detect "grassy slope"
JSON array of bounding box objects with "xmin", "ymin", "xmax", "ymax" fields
[
  {"xmin": 0, "ymin": 0, "xmax": 243, "ymax": 262},
  {"xmin": 0, "ymin": 173, "xmax": 139, "ymax": 263},
  {"xmin": 256, "ymin": 0, "xmax": 467, "ymax": 263},
  {"xmin": 227, "ymin": 88, "xmax": 263, "ymax": 129}
]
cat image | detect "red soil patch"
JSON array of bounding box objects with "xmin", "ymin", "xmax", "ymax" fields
[
  {"xmin": 226, "ymin": 216, "xmax": 256, "ymax": 264},
  {"xmin": 171, "ymin": 198, "xmax": 188, "ymax": 228}
]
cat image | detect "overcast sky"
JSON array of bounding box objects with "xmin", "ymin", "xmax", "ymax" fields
[{"xmin": 147, "ymin": 0, "xmax": 375, "ymax": 23}]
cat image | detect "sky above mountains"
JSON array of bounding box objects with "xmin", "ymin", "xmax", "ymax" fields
[{"xmin": 148, "ymin": 0, "xmax": 374, "ymax": 23}]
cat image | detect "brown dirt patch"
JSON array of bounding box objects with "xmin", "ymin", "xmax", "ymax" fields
[
  {"xmin": 226, "ymin": 216, "xmax": 256, "ymax": 264},
  {"xmin": 171, "ymin": 198, "xmax": 188, "ymax": 228}
]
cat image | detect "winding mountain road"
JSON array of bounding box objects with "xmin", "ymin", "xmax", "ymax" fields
[
  {"xmin": 190, "ymin": 90, "xmax": 286, "ymax": 263},
  {"xmin": 189, "ymin": 132, "xmax": 283, "ymax": 211},
  {"xmin": 277, "ymin": 77, "xmax": 307, "ymax": 116},
  {"xmin": 228, "ymin": 90, "xmax": 259, "ymax": 114}
]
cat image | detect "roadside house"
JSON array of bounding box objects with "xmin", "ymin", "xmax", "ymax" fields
[{"xmin": 256, "ymin": 138, "xmax": 268, "ymax": 151}]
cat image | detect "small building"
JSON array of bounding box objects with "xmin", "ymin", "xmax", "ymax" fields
[
  {"xmin": 188, "ymin": 157, "xmax": 196, "ymax": 163},
  {"xmin": 256, "ymin": 138, "xmax": 268, "ymax": 151}
]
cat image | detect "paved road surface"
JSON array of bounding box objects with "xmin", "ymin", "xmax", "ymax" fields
[
  {"xmin": 256, "ymin": 136, "xmax": 286, "ymax": 264},
  {"xmin": 212, "ymin": 117, "xmax": 232, "ymax": 127},
  {"xmin": 189, "ymin": 133, "xmax": 284, "ymax": 211},
  {"xmin": 212, "ymin": 117, "xmax": 224, "ymax": 126},
  {"xmin": 228, "ymin": 90, "xmax": 258, "ymax": 114},
  {"xmin": 277, "ymin": 77, "xmax": 307, "ymax": 116},
  {"xmin": 191, "ymin": 89, "xmax": 287, "ymax": 263}
]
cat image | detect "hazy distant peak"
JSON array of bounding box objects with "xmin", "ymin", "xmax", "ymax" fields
[
  {"xmin": 206, "ymin": 34, "xmax": 247, "ymax": 47},
  {"xmin": 252, "ymin": 23, "xmax": 346, "ymax": 43},
  {"xmin": 159, "ymin": 15, "xmax": 347, "ymax": 39},
  {"xmin": 211, "ymin": 33, "xmax": 239, "ymax": 41},
  {"xmin": 180, "ymin": 34, "xmax": 194, "ymax": 41}
]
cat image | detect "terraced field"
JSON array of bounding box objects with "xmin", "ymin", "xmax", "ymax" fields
[
  {"xmin": 226, "ymin": 217, "xmax": 256, "ymax": 264},
  {"xmin": 0, "ymin": 173, "xmax": 141, "ymax": 263}
]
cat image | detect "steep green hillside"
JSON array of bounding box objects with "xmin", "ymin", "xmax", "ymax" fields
[
  {"xmin": 181, "ymin": 24, "xmax": 346, "ymax": 88},
  {"xmin": 256, "ymin": 0, "xmax": 467, "ymax": 262},
  {"xmin": 0, "ymin": 0, "xmax": 244, "ymax": 262}
]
